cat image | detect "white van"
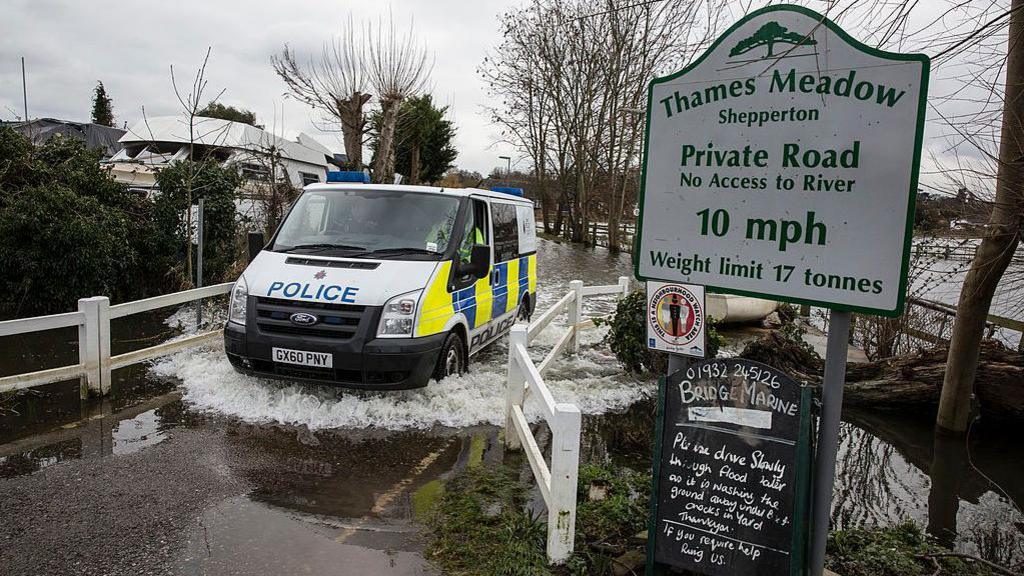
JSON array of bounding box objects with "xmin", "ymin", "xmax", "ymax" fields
[{"xmin": 224, "ymin": 182, "xmax": 538, "ymax": 389}]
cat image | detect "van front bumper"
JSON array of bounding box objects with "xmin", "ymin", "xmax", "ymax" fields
[{"xmin": 223, "ymin": 320, "xmax": 445, "ymax": 390}]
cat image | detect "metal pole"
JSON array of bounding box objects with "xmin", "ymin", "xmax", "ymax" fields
[
  {"xmin": 21, "ymin": 57, "xmax": 28, "ymax": 122},
  {"xmin": 195, "ymin": 199, "xmax": 204, "ymax": 329},
  {"xmin": 809, "ymin": 309, "xmax": 852, "ymax": 575},
  {"xmin": 667, "ymin": 353, "xmax": 689, "ymax": 378}
]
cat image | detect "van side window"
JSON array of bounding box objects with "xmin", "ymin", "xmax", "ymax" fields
[
  {"xmin": 492, "ymin": 203, "xmax": 518, "ymax": 263},
  {"xmin": 459, "ymin": 199, "xmax": 489, "ymax": 264}
]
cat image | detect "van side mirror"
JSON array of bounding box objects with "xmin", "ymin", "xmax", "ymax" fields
[
  {"xmin": 247, "ymin": 232, "xmax": 265, "ymax": 263},
  {"xmin": 461, "ymin": 245, "xmax": 490, "ymax": 279}
]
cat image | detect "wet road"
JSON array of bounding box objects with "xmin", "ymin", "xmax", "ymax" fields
[{"xmin": 1, "ymin": 238, "xmax": 1023, "ymax": 574}]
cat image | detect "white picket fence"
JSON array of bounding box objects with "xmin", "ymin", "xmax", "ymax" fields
[
  {"xmin": 0, "ymin": 283, "xmax": 234, "ymax": 398},
  {"xmin": 505, "ymin": 276, "xmax": 630, "ymax": 564}
]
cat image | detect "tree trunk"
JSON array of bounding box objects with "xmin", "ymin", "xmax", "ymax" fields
[
  {"xmin": 372, "ymin": 97, "xmax": 401, "ymax": 184},
  {"xmin": 608, "ymin": 188, "xmax": 620, "ymax": 253},
  {"xmin": 844, "ymin": 341, "xmax": 1024, "ymax": 424},
  {"xmin": 410, "ymin": 144, "xmax": 421, "ymax": 185},
  {"xmin": 338, "ymin": 92, "xmax": 370, "ymax": 170},
  {"xmin": 554, "ymin": 199, "xmax": 566, "ymax": 236},
  {"xmin": 937, "ymin": 0, "xmax": 1024, "ymax": 433}
]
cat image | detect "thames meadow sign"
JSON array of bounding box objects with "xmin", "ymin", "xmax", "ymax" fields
[{"xmin": 634, "ymin": 5, "xmax": 929, "ymax": 317}]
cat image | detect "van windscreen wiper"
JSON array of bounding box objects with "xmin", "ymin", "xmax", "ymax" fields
[
  {"xmin": 362, "ymin": 246, "xmax": 441, "ymax": 257},
  {"xmin": 277, "ymin": 243, "xmax": 366, "ymax": 253}
]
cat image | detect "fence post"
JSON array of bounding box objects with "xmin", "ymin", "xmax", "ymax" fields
[
  {"xmin": 547, "ymin": 403, "xmax": 581, "ymax": 564},
  {"xmin": 78, "ymin": 296, "xmax": 111, "ymax": 398},
  {"xmin": 504, "ymin": 324, "xmax": 528, "ymax": 450},
  {"xmin": 568, "ymin": 280, "xmax": 583, "ymax": 355},
  {"xmin": 617, "ymin": 276, "xmax": 630, "ymax": 299}
]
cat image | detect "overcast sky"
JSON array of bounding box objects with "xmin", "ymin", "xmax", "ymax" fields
[
  {"xmin": 0, "ymin": 0, "xmax": 521, "ymax": 175},
  {"xmin": 0, "ymin": 1, "xmax": 1001, "ymax": 189}
]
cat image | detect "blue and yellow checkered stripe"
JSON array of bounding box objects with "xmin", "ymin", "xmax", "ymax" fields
[{"xmin": 415, "ymin": 254, "xmax": 537, "ymax": 336}]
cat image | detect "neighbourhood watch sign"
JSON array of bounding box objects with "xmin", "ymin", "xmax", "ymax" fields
[{"xmin": 634, "ymin": 5, "xmax": 930, "ymax": 316}]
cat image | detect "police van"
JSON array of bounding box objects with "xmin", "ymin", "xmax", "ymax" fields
[{"xmin": 224, "ymin": 179, "xmax": 538, "ymax": 389}]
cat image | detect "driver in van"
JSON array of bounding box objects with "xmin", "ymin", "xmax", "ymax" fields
[{"xmin": 458, "ymin": 221, "xmax": 484, "ymax": 263}]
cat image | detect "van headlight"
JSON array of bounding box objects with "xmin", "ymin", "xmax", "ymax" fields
[
  {"xmin": 377, "ymin": 290, "xmax": 421, "ymax": 337},
  {"xmin": 228, "ymin": 275, "xmax": 248, "ymax": 325}
]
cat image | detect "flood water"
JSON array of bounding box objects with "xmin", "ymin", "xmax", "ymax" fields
[{"xmin": 1, "ymin": 237, "xmax": 1022, "ymax": 572}]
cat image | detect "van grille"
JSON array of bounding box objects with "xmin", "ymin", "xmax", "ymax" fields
[
  {"xmin": 285, "ymin": 257, "xmax": 379, "ymax": 270},
  {"xmin": 254, "ymin": 297, "xmax": 367, "ymax": 340}
]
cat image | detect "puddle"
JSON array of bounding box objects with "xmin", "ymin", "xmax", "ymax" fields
[
  {"xmin": 111, "ymin": 409, "xmax": 168, "ymax": 455},
  {"xmin": 176, "ymin": 495, "xmax": 434, "ymax": 576}
]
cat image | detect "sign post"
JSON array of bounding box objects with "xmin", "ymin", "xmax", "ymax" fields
[
  {"xmin": 808, "ymin": 309, "xmax": 851, "ymax": 574},
  {"xmin": 633, "ymin": 5, "xmax": 929, "ymax": 575}
]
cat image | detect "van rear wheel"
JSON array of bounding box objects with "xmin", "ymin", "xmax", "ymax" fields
[{"xmin": 433, "ymin": 331, "xmax": 466, "ymax": 381}]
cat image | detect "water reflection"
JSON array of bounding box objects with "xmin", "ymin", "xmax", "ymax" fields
[{"xmin": 837, "ymin": 409, "xmax": 1024, "ymax": 565}]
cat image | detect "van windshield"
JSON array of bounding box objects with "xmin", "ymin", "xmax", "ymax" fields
[{"xmin": 272, "ymin": 189, "xmax": 462, "ymax": 259}]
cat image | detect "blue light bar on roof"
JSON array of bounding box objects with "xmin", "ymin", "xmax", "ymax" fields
[
  {"xmin": 327, "ymin": 171, "xmax": 370, "ymax": 183},
  {"xmin": 491, "ymin": 186, "xmax": 524, "ymax": 197}
]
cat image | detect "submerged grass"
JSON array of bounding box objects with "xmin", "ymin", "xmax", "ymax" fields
[
  {"xmin": 427, "ymin": 463, "xmax": 1005, "ymax": 576},
  {"xmin": 425, "ymin": 461, "xmax": 651, "ymax": 576},
  {"xmin": 826, "ymin": 521, "xmax": 997, "ymax": 576},
  {"xmin": 424, "ymin": 464, "xmax": 552, "ymax": 576}
]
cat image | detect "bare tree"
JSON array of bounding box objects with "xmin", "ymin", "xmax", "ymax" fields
[
  {"xmin": 365, "ymin": 14, "xmax": 432, "ymax": 183},
  {"xmin": 273, "ymin": 17, "xmax": 371, "ymax": 169},
  {"xmin": 480, "ymin": 0, "xmax": 722, "ymax": 246},
  {"xmin": 937, "ymin": 0, "xmax": 1024, "ymax": 433},
  {"xmin": 170, "ymin": 47, "xmax": 229, "ymax": 287}
]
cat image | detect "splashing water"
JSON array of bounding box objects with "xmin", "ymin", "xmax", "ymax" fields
[
  {"xmin": 150, "ymin": 308, "xmax": 653, "ymax": 431},
  {"xmin": 149, "ymin": 238, "xmax": 650, "ymax": 430}
]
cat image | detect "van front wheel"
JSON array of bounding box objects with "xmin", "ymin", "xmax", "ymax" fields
[{"xmin": 433, "ymin": 331, "xmax": 466, "ymax": 381}]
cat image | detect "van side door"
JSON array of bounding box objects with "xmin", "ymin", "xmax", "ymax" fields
[
  {"xmin": 487, "ymin": 200, "xmax": 522, "ymax": 328},
  {"xmin": 451, "ymin": 197, "xmax": 494, "ymax": 352}
]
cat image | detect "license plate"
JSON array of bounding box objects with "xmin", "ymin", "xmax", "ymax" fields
[{"xmin": 272, "ymin": 347, "xmax": 333, "ymax": 368}]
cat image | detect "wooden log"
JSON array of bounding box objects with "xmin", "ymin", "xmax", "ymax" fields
[{"xmin": 740, "ymin": 334, "xmax": 1024, "ymax": 423}]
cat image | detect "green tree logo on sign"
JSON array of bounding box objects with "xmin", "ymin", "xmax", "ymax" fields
[{"xmin": 729, "ymin": 22, "xmax": 817, "ymax": 58}]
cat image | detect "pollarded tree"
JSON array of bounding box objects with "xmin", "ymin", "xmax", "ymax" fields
[
  {"xmin": 273, "ymin": 17, "xmax": 371, "ymax": 170},
  {"xmin": 91, "ymin": 81, "xmax": 114, "ymax": 127},
  {"xmin": 366, "ymin": 13, "xmax": 432, "ymax": 183},
  {"xmin": 370, "ymin": 94, "xmax": 456, "ymax": 184}
]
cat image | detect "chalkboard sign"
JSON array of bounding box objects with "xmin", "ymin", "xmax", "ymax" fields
[{"xmin": 646, "ymin": 358, "xmax": 813, "ymax": 576}]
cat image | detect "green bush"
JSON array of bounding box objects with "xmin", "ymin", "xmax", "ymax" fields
[
  {"xmin": 574, "ymin": 463, "xmax": 649, "ymax": 545},
  {"xmin": 154, "ymin": 159, "xmax": 242, "ymax": 285},
  {"xmin": 0, "ymin": 128, "xmax": 179, "ymax": 317},
  {"xmin": 596, "ymin": 290, "xmax": 724, "ymax": 374},
  {"xmin": 0, "ymin": 128, "xmax": 245, "ymax": 318}
]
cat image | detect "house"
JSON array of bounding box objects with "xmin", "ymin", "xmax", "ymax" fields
[
  {"xmin": 2, "ymin": 117, "xmax": 126, "ymax": 159},
  {"xmin": 106, "ymin": 115, "xmax": 337, "ymax": 193}
]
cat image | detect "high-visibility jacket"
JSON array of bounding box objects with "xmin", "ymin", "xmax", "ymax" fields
[{"xmin": 459, "ymin": 227, "xmax": 484, "ymax": 262}]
